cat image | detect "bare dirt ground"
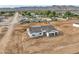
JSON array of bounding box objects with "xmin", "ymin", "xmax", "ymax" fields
[
  {"xmin": 0, "ymin": 12, "xmax": 19, "ymax": 53},
  {"xmin": 0, "ymin": 19, "xmax": 79, "ymax": 54}
]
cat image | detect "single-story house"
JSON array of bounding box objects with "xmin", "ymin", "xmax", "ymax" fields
[
  {"xmin": 42, "ymin": 18, "xmax": 52, "ymax": 21},
  {"xmin": 27, "ymin": 25, "xmax": 59, "ymax": 38},
  {"xmin": 27, "ymin": 26, "xmax": 43, "ymax": 38},
  {"xmin": 19, "ymin": 16, "xmax": 30, "ymax": 24},
  {"xmin": 0, "ymin": 16, "xmax": 5, "ymax": 22},
  {"xmin": 31, "ymin": 18, "xmax": 47, "ymax": 22},
  {"xmin": 41, "ymin": 25, "xmax": 59, "ymax": 37},
  {"xmin": 73, "ymin": 22, "xmax": 79, "ymax": 27},
  {"xmin": 31, "ymin": 19, "xmax": 41, "ymax": 22}
]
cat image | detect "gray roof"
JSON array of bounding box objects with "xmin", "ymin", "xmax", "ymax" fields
[
  {"xmin": 41, "ymin": 25, "xmax": 57, "ymax": 32},
  {"xmin": 0, "ymin": 16, "xmax": 5, "ymax": 19},
  {"xmin": 29, "ymin": 26, "xmax": 42, "ymax": 33},
  {"xmin": 75, "ymin": 22, "xmax": 79, "ymax": 24},
  {"xmin": 29, "ymin": 25, "xmax": 58, "ymax": 33},
  {"xmin": 31, "ymin": 19, "xmax": 47, "ymax": 22}
]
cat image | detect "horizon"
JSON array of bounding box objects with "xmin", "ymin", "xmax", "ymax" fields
[
  {"xmin": 0, "ymin": 0, "xmax": 79, "ymax": 8},
  {"xmin": 0, "ymin": 5, "xmax": 79, "ymax": 8}
]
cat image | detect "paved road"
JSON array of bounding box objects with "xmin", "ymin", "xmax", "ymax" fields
[{"xmin": 0, "ymin": 12, "xmax": 19, "ymax": 53}]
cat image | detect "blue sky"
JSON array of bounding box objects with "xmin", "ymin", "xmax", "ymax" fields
[{"xmin": 0, "ymin": 0, "xmax": 79, "ymax": 7}]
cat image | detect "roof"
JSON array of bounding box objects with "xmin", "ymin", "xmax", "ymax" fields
[
  {"xmin": 41, "ymin": 25, "xmax": 57, "ymax": 32},
  {"xmin": 31, "ymin": 19, "xmax": 41, "ymax": 22},
  {"xmin": 75, "ymin": 22, "xmax": 79, "ymax": 24},
  {"xmin": 29, "ymin": 25, "xmax": 58, "ymax": 34},
  {"xmin": 29, "ymin": 26, "xmax": 42, "ymax": 33},
  {"xmin": 30, "ymin": 22, "xmax": 49, "ymax": 26},
  {"xmin": 0, "ymin": 16, "xmax": 5, "ymax": 19}
]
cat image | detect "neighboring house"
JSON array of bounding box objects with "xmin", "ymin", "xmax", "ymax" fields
[
  {"xmin": 52, "ymin": 17, "xmax": 68, "ymax": 21},
  {"xmin": 0, "ymin": 16, "xmax": 10, "ymax": 26},
  {"xmin": 27, "ymin": 25, "xmax": 59, "ymax": 38},
  {"xmin": 31, "ymin": 18, "xmax": 47, "ymax": 22},
  {"xmin": 0, "ymin": 16, "xmax": 5, "ymax": 22},
  {"xmin": 33, "ymin": 15, "xmax": 43, "ymax": 19},
  {"xmin": 19, "ymin": 16, "xmax": 30, "ymax": 24},
  {"xmin": 31, "ymin": 19, "xmax": 41, "ymax": 22},
  {"xmin": 73, "ymin": 22, "xmax": 79, "ymax": 27},
  {"xmin": 0, "ymin": 22, "xmax": 10, "ymax": 26},
  {"xmin": 42, "ymin": 18, "xmax": 52, "ymax": 21}
]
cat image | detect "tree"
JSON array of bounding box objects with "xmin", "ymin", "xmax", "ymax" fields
[
  {"xmin": 48, "ymin": 13, "xmax": 53, "ymax": 17},
  {"xmin": 57, "ymin": 13, "xmax": 62, "ymax": 17},
  {"xmin": 52, "ymin": 11, "xmax": 56, "ymax": 17},
  {"xmin": 46, "ymin": 10, "xmax": 51, "ymax": 16},
  {"xmin": 21, "ymin": 11, "xmax": 27, "ymax": 16},
  {"xmin": 26, "ymin": 12, "xmax": 31, "ymax": 16},
  {"xmin": 21, "ymin": 11, "xmax": 31, "ymax": 16},
  {"xmin": 0, "ymin": 12, "xmax": 5, "ymax": 14},
  {"xmin": 63, "ymin": 11, "xmax": 73, "ymax": 19}
]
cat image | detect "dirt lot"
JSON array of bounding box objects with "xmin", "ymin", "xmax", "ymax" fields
[{"xmin": 1, "ymin": 20, "xmax": 79, "ymax": 54}]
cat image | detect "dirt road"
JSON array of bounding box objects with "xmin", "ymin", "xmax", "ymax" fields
[
  {"xmin": 52, "ymin": 42, "xmax": 79, "ymax": 54},
  {"xmin": 0, "ymin": 12, "xmax": 19, "ymax": 53}
]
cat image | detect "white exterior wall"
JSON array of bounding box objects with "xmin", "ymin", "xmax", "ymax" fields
[
  {"xmin": 27, "ymin": 28, "xmax": 43, "ymax": 38},
  {"xmin": 73, "ymin": 23, "xmax": 79, "ymax": 27},
  {"xmin": 46, "ymin": 30, "xmax": 59, "ymax": 37},
  {"xmin": 46, "ymin": 32, "xmax": 49, "ymax": 37},
  {"xmin": 27, "ymin": 28, "xmax": 59, "ymax": 38},
  {"xmin": 30, "ymin": 32, "xmax": 43, "ymax": 38},
  {"xmin": 27, "ymin": 28, "xmax": 32, "ymax": 37}
]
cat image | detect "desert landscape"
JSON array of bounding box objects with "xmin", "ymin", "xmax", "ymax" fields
[
  {"xmin": 0, "ymin": 5, "xmax": 79, "ymax": 54},
  {"xmin": 0, "ymin": 14, "xmax": 79, "ymax": 53}
]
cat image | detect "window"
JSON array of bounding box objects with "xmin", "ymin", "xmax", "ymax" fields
[
  {"xmin": 39, "ymin": 33, "xmax": 41, "ymax": 35},
  {"xmin": 32, "ymin": 34, "xmax": 35, "ymax": 36}
]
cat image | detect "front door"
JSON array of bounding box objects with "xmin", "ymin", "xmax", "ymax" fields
[
  {"xmin": 43, "ymin": 32, "xmax": 47, "ymax": 36},
  {"xmin": 49, "ymin": 33, "xmax": 55, "ymax": 37}
]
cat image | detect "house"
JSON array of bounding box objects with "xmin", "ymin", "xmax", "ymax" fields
[
  {"xmin": 41, "ymin": 25, "xmax": 59, "ymax": 37},
  {"xmin": 42, "ymin": 18, "xmax": 52, "ymax": 21},
  {"xmin": 31, "ymin": 19, "xmax": 41, "ymax": 22},
  {"xmin": 31, "ymin": 18, "xmax": 47, "ymax": 22},
  {"xmin": 27, "ymin": 26, "xmax": 43, "ymax": 38},
  {"xmin": 27, "ymin": 25, "xmax": 59, "ymax": 38},
  {"xmin": 19, "ymin": 16, "xmax": 30, "ymax": 24},
  {"xmin": 73, "ymin": 22, "xmax": 79, "ymax": 27},
  {"xmin": 0, "ymin": 16, "xmax": 5, "ymax": 22}
]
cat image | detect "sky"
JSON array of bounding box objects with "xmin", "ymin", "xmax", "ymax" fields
[{"xmin": 0, "ymin": 0, "xmax": 79, "ymax": 7}]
